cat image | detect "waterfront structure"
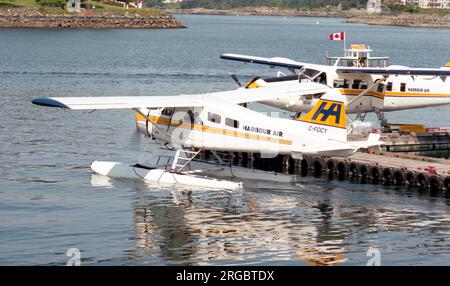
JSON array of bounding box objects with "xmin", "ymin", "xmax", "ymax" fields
[
  {"xmin": 399, "ymin": 0, "xmax": 449, "ymax": 8},
  {"xmin": 67, "ymin": 0, "xmax": 81, "ymax": 12},
  {"xmin": 162, "ymin": 0, "xmax": 183, "ymax": 3},
  {"xmin": 367, "ymin": 0, "xmax": 382, "ymax": 13}
]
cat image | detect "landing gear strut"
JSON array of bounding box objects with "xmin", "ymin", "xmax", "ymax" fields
[{"xmin": 374, "ymin": 108, "xmax": 390, "ymax": 133}]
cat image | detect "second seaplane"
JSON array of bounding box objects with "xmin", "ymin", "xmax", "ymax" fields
[
  {"xmin": 32, "ymin": 82, "xmax": 382, "ymax": 190},
  {"xmin": 221, "ymin": 44, "xmax": 450, "ymax": 130}
]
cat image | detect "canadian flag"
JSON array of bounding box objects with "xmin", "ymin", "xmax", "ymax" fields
[{"xmin": 329, "ymin": 32, "xmax": 345, "ymax": 41}]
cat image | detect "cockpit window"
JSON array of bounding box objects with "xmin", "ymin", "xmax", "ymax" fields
[
  {"xmin": 162, "ymin": 108, "xmax": 173, "ymax": 117},
  {"xmin": 300, "ymin": 69, "xmax": 320, "ymax": 81}
]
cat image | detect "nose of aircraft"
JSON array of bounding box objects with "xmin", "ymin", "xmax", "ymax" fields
[{"xmin": 135, "ymin": 112, "xmax": 152, "ymax": 136}]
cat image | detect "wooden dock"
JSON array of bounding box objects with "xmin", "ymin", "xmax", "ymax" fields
[
  {"xmin": 349, "ymin": 131, "xmax": 450, "ymax": 153},
  {"xmin": 204, "ymin": 147, "xmax": 450, "ymax": 193},
  {"xmin": 197, "ymin": 131, "xmax": 450, "ymax": 192},
  {"xmin": 288, "ymin": 150, "xmax": 450, "ymax": 191}
]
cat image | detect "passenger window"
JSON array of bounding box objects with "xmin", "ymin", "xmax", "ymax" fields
[
  {"xmin": 386, "ymin": 82, "xmax": 392, "ymax": 91},
  {"xmin": 225, "ymin": 118, "xmax": 239, "ymax": 128},
  {"xmin": 208, "ymin": 112, "xmax": 221, "ymax": 124},
  {"xmin": 343, "ymin": 79, "xmax": 349, "ymax": 88},
  {"xmin": 377, "ymin": 83, "xmax": 385, "ymax": 93},
  {"xmin": 360, "ymin": 81, "xmax": 368, "ymax": 90},
  {"xmin": 400, "ymin": 83, "xmax": 406, "ymax": 92},
  {"xmin": 352, "ymin": 80, "xmax": 361, "ymax": 89}
]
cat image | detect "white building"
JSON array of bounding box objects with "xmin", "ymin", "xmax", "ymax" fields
[
  {"xmin": 427, "ymin": 0, "xmax": 449, "ymax": 8},
  {"xmin": 162, "ymin": 0, "xmax": 183, "ymax": 3},
  {"xmin": 401, "ymin": 0, "xmax": 449, "ymax": 8},
  {"xmin": 367, "ymin": 0, "xmax": 382, "ymax": 13},
  {"xmin": 66, "ymin": 0, "xmax": 81, "ymax": 12}
]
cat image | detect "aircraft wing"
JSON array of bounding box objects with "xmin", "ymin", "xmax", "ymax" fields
[
  {"xmin": 222, "ymin": 53, "xmax": 450, "ymax": 77},
  {"xmin": 32, "ymin": 82, "xmax": 331, "ymax": 110},
  {"xmin": 220, "ymin": 82, "xmax": 330, "ymax": 104},
  {"xmin": 31, "ymin": 95, "xmax": 207, "ymax": 110},
  {"xmin": 336, "ymin": 67, "xmax": 450, "ymax": 76},
  {"xmin": 220, "ymin": 53, "xmax": 305, "ymax": 70}
]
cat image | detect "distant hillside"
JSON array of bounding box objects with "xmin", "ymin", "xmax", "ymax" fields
[{"xmin": 153, "ymin": 0, "xmax": 369, "ymax": 10}]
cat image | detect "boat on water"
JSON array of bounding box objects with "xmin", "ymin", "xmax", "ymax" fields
[{"xmin": 325, "ymin": 43, "xmax": 389, "ymax": 68}]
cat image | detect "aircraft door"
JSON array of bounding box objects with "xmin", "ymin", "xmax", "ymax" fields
[{"xmin": 169, "ymin": 108, "xmax": 195, "ymax": 147}]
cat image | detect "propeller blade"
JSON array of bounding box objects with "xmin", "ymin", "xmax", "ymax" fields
[{"xmin": 229, "ymin": 73, "xmax": 242, "ymax": 87}]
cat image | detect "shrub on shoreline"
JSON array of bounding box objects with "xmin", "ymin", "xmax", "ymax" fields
[{"xmin": 35, "ymin": 0, "xmax": 65, "ymax": 9}]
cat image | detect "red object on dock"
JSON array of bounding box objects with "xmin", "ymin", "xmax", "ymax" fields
[{"xmin": 424, "ymin": 166, "xmax": 437, "ymax": 175}]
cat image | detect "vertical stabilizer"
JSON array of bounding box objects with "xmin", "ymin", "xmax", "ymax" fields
[{"xmin": 296, "ymin": 89, "xmax": 347, "ymax": 142}]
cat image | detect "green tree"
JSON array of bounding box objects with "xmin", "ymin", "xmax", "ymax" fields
[{"xmin": 35, "ymin": 0, "xmax": 66, "ymax": 8}]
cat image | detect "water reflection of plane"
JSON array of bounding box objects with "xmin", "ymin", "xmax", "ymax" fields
[
  {"xmin": 92, "ymin": 175, "xmax": 349, "ymax": 266},
  {"xmin": 92, "ymin": 174, "xmax": 450, "ymax": 265}
]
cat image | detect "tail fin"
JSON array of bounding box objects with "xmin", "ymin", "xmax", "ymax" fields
[{"xmin": 296, "ymin": 89, "xmax": 347, "ymax": 142}]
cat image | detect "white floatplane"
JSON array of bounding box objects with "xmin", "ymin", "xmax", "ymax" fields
[
  {"xmin": 221, "ymin": 44, "xmax": 450, "ymax": 128},
  {"xmin": 32, "ymin": 81, "xmax": 383, "ymax": 190}
]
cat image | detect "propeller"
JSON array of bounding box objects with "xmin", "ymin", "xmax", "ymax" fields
[{"xmin": 229, "ymin": 73, "xmax": 242, "ymax": 87}]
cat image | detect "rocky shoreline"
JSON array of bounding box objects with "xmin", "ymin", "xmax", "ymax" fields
[
  {"xmin": 0, "ymin": 7, "xmax": 186, "ymax": 29},
  {"xmin": 167, "ymin": 7, "xmax": 450, "ymax": 28},
  {"xmin": 167, "ymin": 7, "xmax": 354, "ymax": 18},
  {"xmin": 344, "ymin": 13, "xmax": 450, "ymax": 28}
]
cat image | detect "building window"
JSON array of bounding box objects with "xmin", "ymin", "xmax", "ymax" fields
[
  {"xmin": 225, "ymin": 118, "xmax": 239, "ymax": 128},
  {"xmin": 208, "ymin": 112, "xmax": 221, "ymax": 124}
]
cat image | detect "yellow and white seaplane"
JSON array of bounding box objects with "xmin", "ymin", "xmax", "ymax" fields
[
  {"xmin": 32, "ymin": 82, "xmax": 382, "ymax": 191},
  {"xmin": 221, "ymin": 44, "xmax": 450, "ymax": 128}
]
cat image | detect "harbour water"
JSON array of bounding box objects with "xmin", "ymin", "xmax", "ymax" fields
[{"xmin": 0, "ymin": 15, "xmax": 449, "ymax": 265}]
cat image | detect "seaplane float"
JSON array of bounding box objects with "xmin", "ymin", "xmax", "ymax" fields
[
  {"xmin": 221, "ymin": 43, "xmax": 450, "ymax": 130},
  {"xmin": 32, "ymin": 81, "xmax": 383, "ymax": 191}
]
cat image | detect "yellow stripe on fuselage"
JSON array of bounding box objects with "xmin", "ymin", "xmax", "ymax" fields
[
  {"xmin": 339, "ymin": 88, "xmax": 384, "ymax": 99},
  {"xmin": 339, "ymin": 88, "xmax": 450, "ymax": 98},
  {"xmin": 137, "ymin": 114, "xmax": 293, "ymax": 145},
  {"xmin": 385, "ymin": 91, "xmax": 450, "ymax": 97}
]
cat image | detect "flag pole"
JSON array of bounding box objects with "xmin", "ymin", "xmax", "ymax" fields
[{"xmin": 343, "ymin": 31, "xmax": 346, "ymax": 52}]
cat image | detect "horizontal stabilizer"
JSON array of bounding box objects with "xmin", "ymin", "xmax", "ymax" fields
[
  {"xmin": 291, "ymin": 134, "xmax": 383, "ymax": 158},
  {"xmin": 347, "ymin": 133, "xmax": 384, "ymax": 150},
  {"xmin": 291, "ymin": 143, "xmax": 358, "ymax": 158}
]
